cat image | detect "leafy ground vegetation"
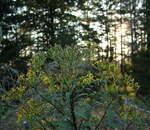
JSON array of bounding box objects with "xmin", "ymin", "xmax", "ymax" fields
[{"xmin": 1, "ymin": 45, "xmax": 150, "ymax": 130}]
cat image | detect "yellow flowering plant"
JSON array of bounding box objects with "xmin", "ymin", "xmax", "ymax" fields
[
  {"xmin": 2, "ymin": 86, "xmax": 28, "ymax": 101},
  {"xmin": 80, "ymin": 72, "xmax": 94, "ymax": 86},
  {"xmin": 17, "ymin": 98, "xmax": 44, "ymax": 122},
  {"xmin": 2, "ymin": 45, "xmax": 148, "ymax": 129}
]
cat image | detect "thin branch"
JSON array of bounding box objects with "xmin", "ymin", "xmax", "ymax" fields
[
  {"xmin": 38, "ymin": 120, "xmax": 48, "ymax": 130},
  {"xmin": 70, "ymin": 87, "xmax": 78, "ymax": 130},
  {"xmin": 34, "ymin": 87, "xmax": 65, "ymax": 116},
  {"xmin": 95, "ymin": 100, "xmax": 113, "ymax": 130}
]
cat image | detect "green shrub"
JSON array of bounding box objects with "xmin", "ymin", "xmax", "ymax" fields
[{"xmin": 2, "ymin": 45, "xmax": 149, "ymax": 129}]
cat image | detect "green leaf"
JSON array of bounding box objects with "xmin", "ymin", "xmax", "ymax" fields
[
  {"xmin": 51, "ymin": 121, "xmax": 73, "ymax": 130},
  {"xmin": 75, "ymin": 101, "xmax": 92, "ymax": 120}
]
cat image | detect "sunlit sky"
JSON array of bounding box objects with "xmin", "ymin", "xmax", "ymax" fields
[
  {"xmin": 20, "ymin": 0, "xmax": 144, "ymax": 60},
  {"xmin": 72, "ymin": 14, "xmax": 130, "ymax": 61},
  {"xmin": 72, "ymin": 0, "xmax": 143, "ymax": 61}
]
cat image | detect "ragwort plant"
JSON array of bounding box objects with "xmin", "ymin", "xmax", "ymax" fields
[{"xmin": 2, "ymin": 45, "xmax": 149, "ymax": 129}]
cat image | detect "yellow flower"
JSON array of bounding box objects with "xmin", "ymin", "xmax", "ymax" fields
[
  {"xmin": 93, "ymin": 61, "xmax": 100, "ymax": 65},
  {"xmin": 81, "ymin": 72, "xmax": 94, "ymax": 85},
  {"xmin": 17, "ymin": 113, "xmax": 23, "ymax": 122},
  {"xmin": 2, "ymin": 86, "xmax": 27, "ymax": 101},
  {"xmin": 41, "ymin": 120, "xmax": 46, "ymax": 123},
  {"xmin": 48, "ymin": 85, "xmax": 60, "ymax": 93},
  {"xmin": 46, "ymin": 117, "xmax": 57, "ymax": 122},
  {"xmin": 26, "ymin": 69, "xmax": 36, "ymax": 79},
  {"xmin": 45, "ymin": 103, "xmax": 52, "ymax": 108},
  {"xmin": 129, "ymin": 92, "xmax": 136, "ymax": 97},
  {"xmin": 17, "ymin": 98, "xmax": 44, "ymax": 122},
  {"xmin": 42, "ymin": 75, "xmax": 50, "ymax": 84},
  {"xmin": 126, "ymin": 86, "xmax": 135, "ymax": 92}
]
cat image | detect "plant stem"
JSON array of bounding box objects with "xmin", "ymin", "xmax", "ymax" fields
[
  {"xmin": 70, "ymin": 87, "xmax": 78, "ymax": 130},
  {"xmin": 95, "ymin": 100, "xmax": 113, "ymax": 130}
]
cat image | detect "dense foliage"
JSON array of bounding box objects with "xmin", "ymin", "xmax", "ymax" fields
[
  {"xmin": 1, "ymin": 0, "xmax": 150, "ymax": 129},
  {"xmin": 1, "ymin": 45, "xmax": 149, "ymax": 129},
  {"xmin": 132, "ymin": 50, "xmax": 150, "ymax": 95}
]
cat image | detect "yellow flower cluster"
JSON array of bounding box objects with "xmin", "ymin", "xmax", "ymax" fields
[
  {"xmin": 48, "ymin": 85, "xmax": 60, "ymax": 94},
  {"xmin": 93, "ymin": 60, "xmax": 100, "ymax": 65},
  {"xmin": 45, "ymin": 103, "xmax": 52, "ymax": 108},
  {"xmin": 41, "ymin": 117, "xmax": 57, "ymax": 124},
  {"xmin": 80, "ymin": 73, "xmax": 94, "ymax": 85},
  {"xmin": 2, "ymin": 86, "xmax": 27, "ymax": 101},
  {"xmin": 17, "ymin": 98, "xmax": 44, "ymax": 122},
  {"xmin": 42, "ymin": 75, "xmax": 51, "ymax": 85},
  {"xmin": 25, "ymin": 69, "xmax": 46, "ymax": 86},
  {"xmin": 124, "ymin": 79, "xmax": 139, "ymax": 97},
  {"xmin": 105, "ymin": 84, "xmax": 138, "ymax": 97},
  {"xmin": 27, "ymin": 69, "xmax": 36, "ymax": 79},
  {"xmin": 18, "ymin": 74, "xmax": 26, "ymax": 83}
]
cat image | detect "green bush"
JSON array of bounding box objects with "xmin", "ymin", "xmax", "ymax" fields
[{"xmin": 2, "ymin": 45, "xmax": 149, "ymax": 129}]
